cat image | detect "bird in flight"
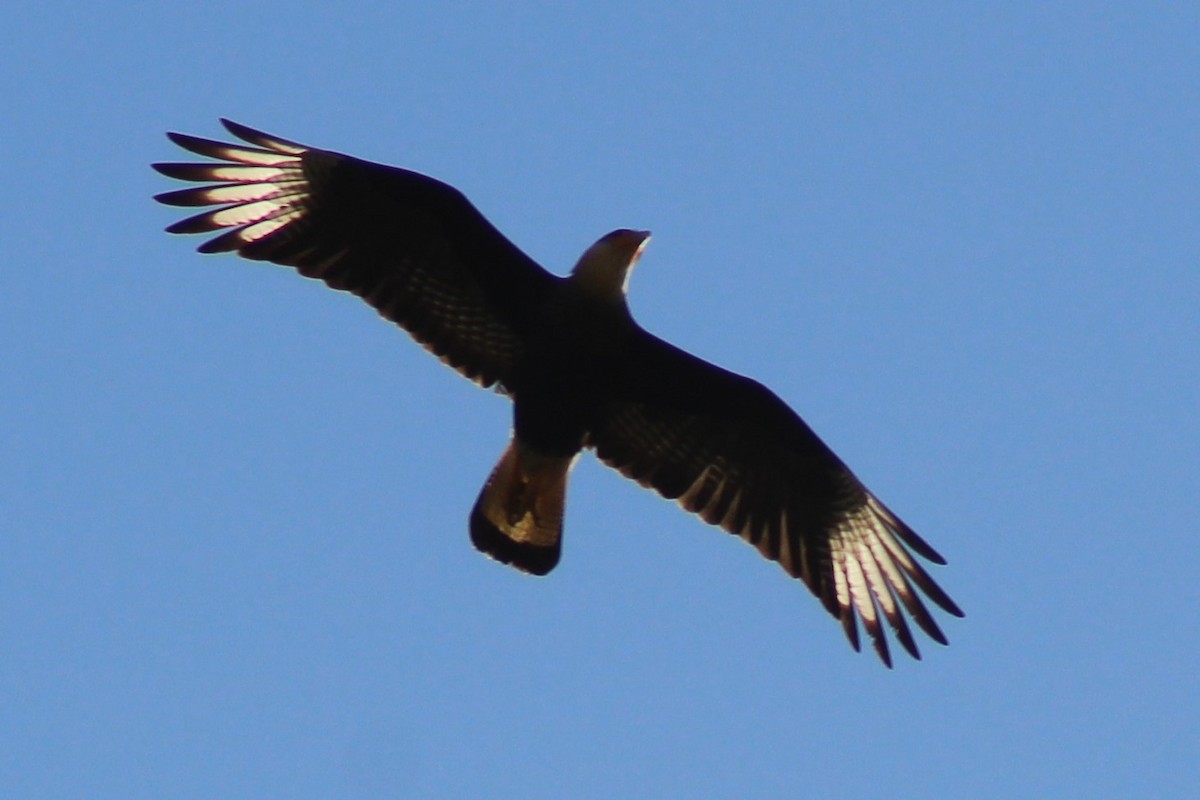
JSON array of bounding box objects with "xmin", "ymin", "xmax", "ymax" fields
[{"xmin": 154, "ymin": 120, "xmax": 962, "ymax": 666}]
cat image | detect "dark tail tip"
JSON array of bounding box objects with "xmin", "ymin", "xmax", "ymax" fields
[{"xmin": 469, "ymin": 504, "xmax": 560, "ymax": 576}]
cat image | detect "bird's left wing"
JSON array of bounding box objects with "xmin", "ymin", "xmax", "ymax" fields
[
  {"xmin": 154, "ymin": 119, "xmax": 560, "ymax": 392},
  {"xmin": 590, "ymin": 331, "xmax": 962, "ymax": 666}
]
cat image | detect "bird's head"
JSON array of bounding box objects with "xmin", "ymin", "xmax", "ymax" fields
[{"xmin": 570, "ymin": 229, "xmax": 651, "ymax": 301}]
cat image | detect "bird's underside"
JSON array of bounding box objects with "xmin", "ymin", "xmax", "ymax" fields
[{"xmin": 154, "ymin": 119, "xmax": 963, "ymax": 667}]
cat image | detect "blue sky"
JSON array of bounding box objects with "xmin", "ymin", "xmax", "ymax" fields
[{"xmin": 3, "ymin": 3, "xmax": 1198, "ymax": 797}]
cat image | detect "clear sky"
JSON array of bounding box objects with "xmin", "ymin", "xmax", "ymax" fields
[{"xmin": 3, "ymin": 3, "xmax": 1198, "ymax": 798}]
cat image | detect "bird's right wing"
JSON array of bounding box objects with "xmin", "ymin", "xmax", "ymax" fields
[
  {"xmin": 590, "ymin": 332, "xmax": 962, "ymax": 666},
  {"xmin": 154, "ymin": 119, "xmax": 561, "ymax": 392}
]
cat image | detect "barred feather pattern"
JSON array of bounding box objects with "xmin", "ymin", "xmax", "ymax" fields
[
  {"xmin": 154, "ymin": 120, "xmax": 559, "ymax": 392},
  {"xmin": 592, "ymin": 387, "xmax": 962, "ymax": 667}
]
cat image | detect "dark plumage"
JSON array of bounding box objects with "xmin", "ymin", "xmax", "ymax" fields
[{"xmin": 154, "ymin": 120, "xmax": 962, "ymax": 666}]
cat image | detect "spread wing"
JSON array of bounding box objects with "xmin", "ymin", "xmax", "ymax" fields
[
  {"xmin": 591, "ymin": 332, "xmax": 963, "ymax": 667},
  {"xmin": 153, "ymin": 119, "xmax": 560, "ymax": 392}
]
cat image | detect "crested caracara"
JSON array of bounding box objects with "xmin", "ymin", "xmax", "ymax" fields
[{"xmin": 154, "ymin": 120, "xmax": 963, "ymax": 666}]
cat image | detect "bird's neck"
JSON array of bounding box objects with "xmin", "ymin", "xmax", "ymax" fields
[{"xmin": 568, "ymin": 250, "xmax": 632, "ymax": 307}]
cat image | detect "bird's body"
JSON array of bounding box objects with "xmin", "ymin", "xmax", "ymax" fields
[
  {"xmin": 154, "ymin": 120, "xmax": 962, "ymax": 666},
  {"xmin": 471, "ymin": 234, "xmax": 651, "ymax": 573}
]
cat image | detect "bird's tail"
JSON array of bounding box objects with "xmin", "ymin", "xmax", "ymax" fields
[{"xmin": 470, "ymin": 439, "xmax": 574, "ymax": 576}]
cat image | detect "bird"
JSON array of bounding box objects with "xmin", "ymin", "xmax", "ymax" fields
[{"xmin": 153, "ymin": 119, "xmax": 962, "ymax": 667}]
